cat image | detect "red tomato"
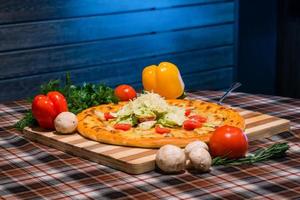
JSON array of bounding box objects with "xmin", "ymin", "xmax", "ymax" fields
[
  {"xmin": 114, "ymin": 123, "xmax": 132, "ymax": 131},
  {"xmin": 209, "ymin": 125, "xmax": 248, "ymax": 159},
  {"xmin": 189, "ymin": 115, "xmax": 207, "ymax": 123},
  {"xmin": 155, "ymin": 126, "xmax": 171, "ymax": 134},
  {"xmin": 104, "ymin": 112, "xmax": 115, "ymax": 120},
  {"xmin": 47, "ymin": 91, "xmax": 68, "ymax": 115},
  {"xmin": 114, "ymin": 85, "xmax": 137, "ymax": 101},
  {"xmin": 185, "ymin": 109, "xmax": 191, "ymax": 116},
  {"xmin": 183, "ymin": 119, "xmax": 202, "ymax": 130},
  {"xmin": 32, "ymin": 92, "xmax": 68, "ymax": 129}
]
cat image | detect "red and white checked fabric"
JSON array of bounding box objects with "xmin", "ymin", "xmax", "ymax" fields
[{"xmin": 0, "ymin": 91, "xmax": 300, "ymax": 200}]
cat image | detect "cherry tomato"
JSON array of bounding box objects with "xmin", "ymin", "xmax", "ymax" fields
[
  {"xmin": 155, "ymin": 126, "xmax": 171, "ymax": 134},
  {"xmin": 183, "ymin": 119, "xmax": 202, "ymax": 130},
  {"xmin": 114, "ymin": 123, "xmax": 132, "ymax": 131},
  {"xmin": 185, "ymin": 109, "xmax": 191, "ymax": 116},
  {"xmin": 32, "ymin": 91, "xmax": 68, "ymax": 129},
  {"xmin": 104, "ymin": 112, "xmax": 115, "ymax": 120},
  {"xmin": 114, "ymin": 85, "xmax": 137, "ymax": 101},
  {"xmin": 189, "ymin": 115, "xmax": 207, "ymax": 123},
  {"xmin": 209, "ymin": 125, "xmax": 248, "ymax": 159}
]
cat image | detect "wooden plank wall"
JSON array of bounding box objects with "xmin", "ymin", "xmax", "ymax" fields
[{"xmin": 0, "ymin": 0, "xmax": 236, "ymax": 102}]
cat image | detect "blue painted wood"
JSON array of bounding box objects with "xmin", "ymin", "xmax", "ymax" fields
[
  {"xmin": 0, "ymin": 46, "xmax": 233, "ymax": 101},
  {"xmin": 0, "ymin": 0, "xmax": 231, "ymax": 24},
  {"xmin": 0, "ymin": 0, "xmax": 237, "ymax": 102},
  {"xmin": 129, "ymin": 67, "xmax": 234, "ymax": 90},
  {"xmin": 0, "ymin": 24, "xmax": 234, "ymax": 79},
  {"xmin": 0, "ymin": 2, "xmax": 234, "ymax": 51},
  {"xmin": 182, "ymin": 67, "xmax": 233, "ymax": 90}
]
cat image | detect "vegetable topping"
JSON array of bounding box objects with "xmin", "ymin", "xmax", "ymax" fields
[
  {"xmin": 110, "ymin": 92, "xmax": 193, "ymax": 132},
  {"xmin": 185, "ymin": 109, "xmax": 191, "ymax": 116},
  {"xmin": 138, "ymin": 121, "xmax": 156, "ymax": 130},
  {"xmin": 114, "ymin": 123, "xmax": 132, "ymax": 131},
  {"xmin": 104, "ymin": 112, "xmax": 116, "ymax": 121},
  {"xmin": 189, "ymin": 115, "xmax": 207, "ymax": 123},
  {"xmin": 155, "ymin": 125, "xmax": 171, "ymax": 134},
  {"xmin": 183, "ymin": 119, "xmax": 202, "ymax": 130}
]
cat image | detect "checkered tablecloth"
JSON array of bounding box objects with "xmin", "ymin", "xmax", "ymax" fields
[{"xmin": 1, "ymin": 91, "xmax": 300, "ymax": 200}]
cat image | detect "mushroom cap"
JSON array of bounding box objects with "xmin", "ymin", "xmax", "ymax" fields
[
  {"xmin": 185, "ymin": 141, "xmax": 208, "ymax": 156},
  {"xmin": 54, "ymin": 112, "xmax": 78, "ymax": 134},
  {"xmin": 189, "ymin": 148, "xmax": 212, "ymax": 172},
  {"xmin": 155, "ymin": 144, "xmax": 186, "ymax": 173}
]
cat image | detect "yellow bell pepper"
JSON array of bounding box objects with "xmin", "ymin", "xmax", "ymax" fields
[{"xmin": 142, "ymin": 62, "xmax": 185, "ymax": 99}]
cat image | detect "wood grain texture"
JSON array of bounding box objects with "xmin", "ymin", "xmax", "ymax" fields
[
  {"xmin": 0, "ymin": 0, "xmax": 232, "ymax": 24},
  {"xmin": 0, "ymin": 24, "xmax": 233, "ymax": 79},
  {"xmin": 0, "ymin": 62, "xmax": 233, "ymax": 101},
  {"xmin": 23, "ymin": 108, "xmax": 290, "ymax": 174},
  {"xmin": 182, "ymin": 67, "xmax": 233, "ymax": 90},
  {"xmin": 0, "ymin": 2, "xmax": 234, "ymax": 51},
  {"xmin": 0, "ymin": 0, "xmax": 236, "ymax": 102}
]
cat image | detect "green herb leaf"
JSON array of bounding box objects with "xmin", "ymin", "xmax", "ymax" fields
[
  {"xmin": 14, "ymin": 111, "xmax": 37, "ymax": 130},
  {"xmin": 212, "ymin": 143, "xmax": 289, "ymax": 166},
  {"xmin": 40, "ymin": 79, "xmax": 61, "ymax": 94},
  {"xmin": 14, "ymin": 73, "xmax": 119, "ymax": 130}
]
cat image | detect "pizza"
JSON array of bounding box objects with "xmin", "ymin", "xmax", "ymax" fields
[{"xmin": 77, "ymin": 93, "xmax": 245, "ymax": 148}]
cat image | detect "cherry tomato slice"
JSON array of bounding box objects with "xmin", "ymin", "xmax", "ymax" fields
[
  {"xmin": 114, "ymin": 123, "xmax": 132, "ymax": 131},
  {"xmin": 155, "ymin": 126, "xmax": 171, "ymax": 134},
  {"xmin": 185, "ymin": 109, "xmax": 191, "ymax": 116},
  {"xmin": 189, "ymin": 115, "xmax": 207, "ymax": 123},
  {"xmin": 183, "ymin": 119, "xmax": 202, "ymax": 130},
  {"xmin": 104, "ymin": 112, "xmax": 115, "ymax": 120}
]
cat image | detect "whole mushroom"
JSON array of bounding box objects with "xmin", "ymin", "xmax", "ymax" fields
[
  {"xmin": 54, "ymin": 112, "xmax": 78, "ymax": 134},
  {"xmin": 156, "ymin": 144, "xmax": 186, "ymax": 173},
  {"xmin": 188, "ymin": 148, "xmax": 212, "ymax": 172},
  {"xmin": 185, "ymin": 140, "xmax": 208, "ymax": 156}
]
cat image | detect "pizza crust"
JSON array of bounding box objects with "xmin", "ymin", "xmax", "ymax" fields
[{"xmin": 77, "ymin": 99, "xmax": 245, "ymax": 148}]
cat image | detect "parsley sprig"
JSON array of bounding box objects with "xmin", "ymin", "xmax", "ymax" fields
[
  {"xmin": 15, "ymin": 73, "xmax": 119, "ymax": 130},
  {"xmin": 212, "ymin": 143, "xmax": 289, "ymax": 166}
]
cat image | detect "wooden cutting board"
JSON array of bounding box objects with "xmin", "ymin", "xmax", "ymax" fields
[{"xmin": 23, "ymin": 108, "xmax": 290, "ymax": 174}]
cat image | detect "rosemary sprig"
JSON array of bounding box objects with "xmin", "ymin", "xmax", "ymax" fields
[{"xmin": 212, "ymin": 143, "xmax": 289, "ymax": 166}]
